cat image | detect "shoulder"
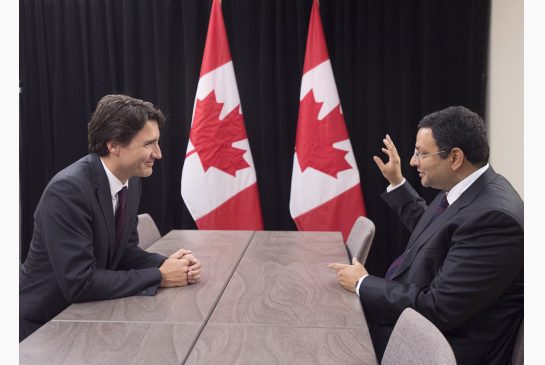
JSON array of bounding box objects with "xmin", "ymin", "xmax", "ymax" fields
[
  {"xmin": 478, "ymin": 173, "xmax": 523, "ymax": 222},
  {"xmin": 42, "ymin": 155, "xmax": 99, "ymax": 198},
  {"xmin": 467, "ymin": 174, "xmax": 524, "ymax": 227}
]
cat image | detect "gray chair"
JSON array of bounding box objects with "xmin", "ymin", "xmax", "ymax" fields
[
  {"xmin": 512, "ymin": 319, "xmax": 524, "ymax": 365},
  {"xmin": 346, "ymin": 216, "xmax": 375, "ymax": 264},
  {"xmin": 382, "ymin": 308, "xmax": 456, "ymax": 365},
  {"xmin": 137, "ymin": 213, "xmax": 161, "ymax": 250}
]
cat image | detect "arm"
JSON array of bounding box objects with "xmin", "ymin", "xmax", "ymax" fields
[
  {"xmin": 373, "ymin": 134, "xmax": 428, "ymax": 231},
  {"xmin": 360, "ymin": 210, "xmax": 524, "ymax": 330},
  {"xmin": 40, "ymin": 178, "xmax": 162, "ymax": 303},
  {"xmin": 119, "ymin": 219, "xmax": 202, "ymax": 286},
  {"xmin": 381, "ymin": 181, "xmax": 428, "ymax": 232},
  {"xmin": 117, "ymin": 215, "xmax": 166, "ymax": 270}
]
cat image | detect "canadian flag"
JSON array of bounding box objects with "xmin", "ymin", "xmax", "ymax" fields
[
  {"xmin": 181, "ymin": 0, "xmax": 263, "ymax": 230},
  {"xmin": 290, "ymin": 0, "xmax": 366, "ymax": 241}
]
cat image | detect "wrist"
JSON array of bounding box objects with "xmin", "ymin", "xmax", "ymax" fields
[
  {"xmin": 355, "ymin": 275, "xmax": 368, "ymax": 296},
  {"xmin": 390, "ymin": 176, "xmax": 404, "ymax": 186}
]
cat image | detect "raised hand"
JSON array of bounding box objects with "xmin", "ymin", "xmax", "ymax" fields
[{"xmin": 372, "ymin": 134, "xmax": 404, "ymax": 186}]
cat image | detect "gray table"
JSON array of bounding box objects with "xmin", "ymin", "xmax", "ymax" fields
[
  {"xmin": 20, "ymin": 230, "xmax": 378, "ymax": 365},
  {"xmin": 186, "ymin": 231, "xmax": 377, "ymax": 364}
]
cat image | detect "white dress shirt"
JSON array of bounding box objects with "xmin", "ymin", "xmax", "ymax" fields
[{"xmin": 100, "ymin": 158, "xmax": 129, "ymax": 214}]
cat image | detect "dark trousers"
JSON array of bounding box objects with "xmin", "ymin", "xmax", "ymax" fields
[
  {"xmin": 19, "ymin": 317, "xmax": 44, "ymax": 342},
  {"xmin": 367, "ymin": 321, "xmax": 394, "ymax": 362}
]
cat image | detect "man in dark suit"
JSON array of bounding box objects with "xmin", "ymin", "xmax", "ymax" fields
[
  {"xmin": 330, "ymin": 106, "xmax": 523, "ymax": 365},
  {"xmin": 20, "ymin": 94, "xmax": 202, "ymax": 342}
]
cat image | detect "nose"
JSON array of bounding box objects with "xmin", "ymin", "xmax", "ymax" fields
[
  {"xmin": 152, "ymin": 143, "xmax": 162, "ymax": 160},
  {"xmin": 410, "ymin": 154, "xmax": 418, "ymax": 167}
]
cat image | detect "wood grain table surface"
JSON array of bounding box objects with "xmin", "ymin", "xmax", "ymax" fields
[
  {"xmin": 191, "ymin": 231, "xmax": 378, "ymax": 364},
  {"xmin": 20, "ymin": 230, "xmax": 378, "ymax": 365},
  {"xmin": 54, "ymin": 230, "xmax": 254, "ymax": 323}
]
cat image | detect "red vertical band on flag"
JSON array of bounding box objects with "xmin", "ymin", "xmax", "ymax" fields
[
  {"xmin": 200, "ymin": 0, "xmax": 232, "ymax": 77},
  {"xmin": 303, "ymin": 0, "xmax": 329, "ymax": 74}
]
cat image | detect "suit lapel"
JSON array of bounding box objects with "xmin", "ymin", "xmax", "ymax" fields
[
  {"xmin": 90, "ymin": 154, "xmax": 116, "ymax": 265},
  {"xmin": 406, "ymin": 192, "xmax": 447, "ymax": 249},
  {"xmin": 390, "ymin": 167, "xmax": 498, "ymax": 280}
]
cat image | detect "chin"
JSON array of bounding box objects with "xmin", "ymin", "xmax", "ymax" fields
[{"xmin": 138, "ymin": 168, "xmax": 153, "ymax": 177}]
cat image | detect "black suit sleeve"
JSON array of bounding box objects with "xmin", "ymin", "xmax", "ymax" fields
[
  {"xmin": 381, "ymin": 182, "xmax": 428, "ymax": 232},
  {"xmin": 117, "ymin": 213, "xmax": 166, "ymax": 270},
  {"xmin": 38, "ymin": 178, "xmax": 163, "ymax": 303},
  {"xmin": 360, "ymin": 209, "xmax": 523, "ymax": 330}
]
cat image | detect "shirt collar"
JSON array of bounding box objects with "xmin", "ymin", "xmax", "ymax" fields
[
  {"xmin": 445, "ymin": 163, "xmax": 489, "ymax": 205},
  {"xmin": 100, "ymin": 157, "xmax": 129, "ymax": 198}
]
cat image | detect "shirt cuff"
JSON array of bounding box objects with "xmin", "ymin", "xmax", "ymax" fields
[
  {"xmin": 355, "ymin": 274, "xmax": 368, "ymax": 297},
  {"xmin": 386, "ymin": 178, "xmax": 406, "ymax": 193}
]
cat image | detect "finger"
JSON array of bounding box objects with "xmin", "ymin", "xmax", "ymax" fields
[
  {"xmin": 352, "ymin": 257, "xmax": 360, "ymax": 265},
  {"xmin": 190, "ymin": 260, "xmax": 201, "ymax": 269},
  {"xmin": 183, "ymin": 254, "xmax": 197, "ymax": 263},
  {"xmin": 373, "ymin": 156, "xmax": 385, "ymax": 170},
  {"xmin": 178, "ymin": 257, "xmax": 191, "ymax": 267},
  {"xmin": 383, "ymin": 138, "xmax": 395, "ymax": 153},
  {"xmin": 169, "ymin": 250, "xmax": 184, "ymax": 259},
  {"xmin": 189, "ymin": 272, "xmax": 201, "ymax": 282},
  {"xmin": 386, "ymin": 134, "xmax": 398, "ymax": 153},
  {"xmin": 380, "ymin": 147, "xmax": 393, "ymax": 157},
  {"xmin": 171, "ymin": 248, "xmax": 192, "ymax": 259},
  {"xmin": 329, "ymin": 263, "xmax": 346, "ymax": 271},
  {"xmin": 179, "ymin": 249, "xmax": 193, "ymax": 257}
]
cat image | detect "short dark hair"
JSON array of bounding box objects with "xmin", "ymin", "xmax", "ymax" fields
[
  {"xmin": 417, "ymin": 106, "xmax": 489, "ymax": 166},
  {"xmin": 88, "ymin": 94, "xmax": 166, "ymax": 156}
]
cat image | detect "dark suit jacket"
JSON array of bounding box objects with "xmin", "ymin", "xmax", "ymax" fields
[
  {"xmin": 20, "ymin": 154, "xmax": 167, "ymax": 339},
  {"xmin": 361, "ymin": 167, "xmax": 523, "ymax": 365}
]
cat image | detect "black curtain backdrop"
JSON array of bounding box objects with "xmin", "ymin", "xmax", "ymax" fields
[{"xmin": 20, "ymin": 0, "xmax": 490, "ymax": 277}]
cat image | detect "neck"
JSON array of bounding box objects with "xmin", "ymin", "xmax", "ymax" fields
[
  {"xmin": 446, "ymin": 163, "xmax": 481, "ymax": 191},
  {"xmin": 101, "ymin": 155, "xmax": 128, "ymax": 184}
]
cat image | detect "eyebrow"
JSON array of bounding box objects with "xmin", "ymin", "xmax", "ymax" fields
[{"xmin": 143, "ymin": 138, "xmax": 159, "ymax": 145}]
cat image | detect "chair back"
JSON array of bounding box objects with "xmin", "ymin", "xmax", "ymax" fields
[
  {"xmin": 512, "ymin": 319, "xmax": 524, "ymax": 365},
  {"xmin": 346, "ymin": 216, "xmax": 375, "ymax": 264},
  {"xmin": 382, "ymin": 308, "xmax": 456, "ymax": 365},
  {"xmin": 137, "ymin": 213, "xmax": 161, "ymax": 250}
]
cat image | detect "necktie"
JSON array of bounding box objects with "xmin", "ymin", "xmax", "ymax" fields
[
  {"xmin": 384, "ymin": 193, "xmax": 449, "ymax": 280},
  {"xmin": 115, "ymin": 187, "xmax": 127, "ymax": 246}
]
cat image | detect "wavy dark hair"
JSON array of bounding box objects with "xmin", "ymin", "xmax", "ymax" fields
[
  {"xmin": 88, "ymin": 94, "xmax": 165, "ymax": 156},
  {"xmin": 417, "ymin": 106, "xmax": 489, "ymax": 166}
]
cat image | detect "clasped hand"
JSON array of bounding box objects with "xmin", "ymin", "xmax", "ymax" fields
[{"xmin": 159, "ymin": 249, "xmax": 202, "ymax": 287}]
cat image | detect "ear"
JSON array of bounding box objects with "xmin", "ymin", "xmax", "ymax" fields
[
  {"xmin": 450, "ymin": 148, "xmax": 464, "ymax": 171},
  {"xmin": 107, "ymin": 140, "xmax": 120, "ymax": 156}
]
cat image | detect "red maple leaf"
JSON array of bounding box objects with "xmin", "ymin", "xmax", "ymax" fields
[
  {"xmin": 188, "ymin": 91, "xmax": 250, "ymax": 176},
  {"xmin": 296, "ymin": 90, "xmax": 352, "ymax": 178}
]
